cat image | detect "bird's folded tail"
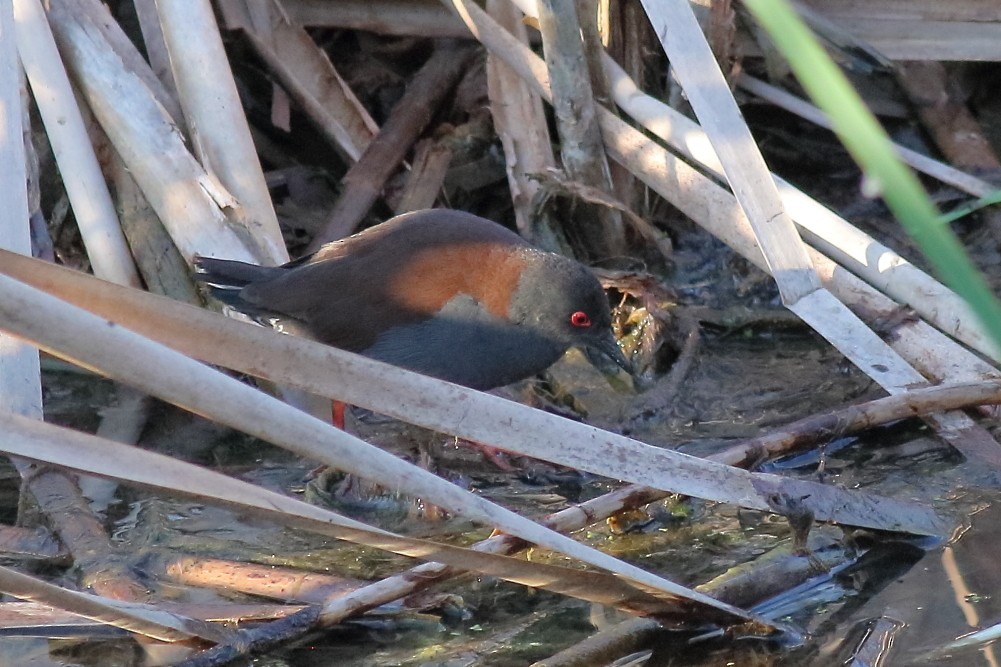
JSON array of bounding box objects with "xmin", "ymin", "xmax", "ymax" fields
[
  {"xmin": 193, "ymin": 256, "xmax": 287, "ymax": 309},
  {"xmin": 193, "ymin": 256, "xmax": 284, "ymax": 287}
]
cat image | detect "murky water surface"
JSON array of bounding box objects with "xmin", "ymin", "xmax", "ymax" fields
[{"xmin": 6, "ymin": 237, "xmax": 997, "ymax": 666}]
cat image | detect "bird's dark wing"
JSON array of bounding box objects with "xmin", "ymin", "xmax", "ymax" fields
[{"xmin": 204, "ymin": 210, "xmax": 532, "ymax": 353}]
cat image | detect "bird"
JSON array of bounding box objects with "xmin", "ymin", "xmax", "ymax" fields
[{"xmin": 194, "ymin": 209, "xmax": 630, "ymax": 395}]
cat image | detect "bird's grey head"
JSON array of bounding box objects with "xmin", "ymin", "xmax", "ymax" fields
[{"xmin": 508, "ymin": 250, "xmax": 630, "ymax": 372}]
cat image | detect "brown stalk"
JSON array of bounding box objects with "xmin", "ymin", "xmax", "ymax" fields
[
  {"xmin": 895, "ymin": 61, "xmax": 1001, "ymax": 239},
  {"xmin": 309, "ymin": 40, "xmax": 477, "ymax": 249},
  {"xmin": 485, "ymin": 0, "xmax": 557, "ymax": 239},
  {"xmin": 283, "ymin": 0, "xmax": 468, "ymax": 38},
  {"xmin": 392, "ymin": 138, "xmax": 453, "ymax": 213},
  {"xmin": 216, "ymin": 0, "xmax": 378, "ymax": 164},
  {"xmin": 159, "ymin": 555, "xmax": 366, "ymax": 604},
  {"xmin": 536, "ymin": 0, "xmax": 627, "ymax": 260},
  {"xmin": 576, "ymin": 0, "xmax": 636, "ymax": 208}
]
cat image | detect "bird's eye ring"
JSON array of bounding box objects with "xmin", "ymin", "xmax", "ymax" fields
[{"xmin": 570, "ymin": 311, "xmax": 591, "ymax": 327}]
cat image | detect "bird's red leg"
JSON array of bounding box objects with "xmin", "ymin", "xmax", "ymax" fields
[
  {"xmin": 304, "ymin": 400, "xmax": 347, "ymax": 481},
  {"xmin": 332, "ymin": 400, "xmax": 516, "ymax": 472},
  {"xmin": 461, "ymin": 440, "xmax": 518, "ymax": 472},
  {"xmin": 331, "ymin": 400, "xmax": 346, "ymax": 430}
]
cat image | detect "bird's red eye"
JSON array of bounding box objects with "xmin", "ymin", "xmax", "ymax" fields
[{"xmin": 570, "ymin": 311, "xmax": 591, "ymax": 328}]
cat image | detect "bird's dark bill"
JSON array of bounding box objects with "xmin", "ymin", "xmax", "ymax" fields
[{"xmin": 583, "ymin": 332, "xmax": 632, "ymax": 375}]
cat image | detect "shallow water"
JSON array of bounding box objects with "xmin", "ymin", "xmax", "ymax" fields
[{"xmin": 6, "ymin": 239, "xmax": 996, "ymax": 665}]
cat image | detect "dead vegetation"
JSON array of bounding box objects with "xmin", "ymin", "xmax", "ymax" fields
[{"xmin": 1, "ymin": 0, "xmax": 1001, "ymax": 665}]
